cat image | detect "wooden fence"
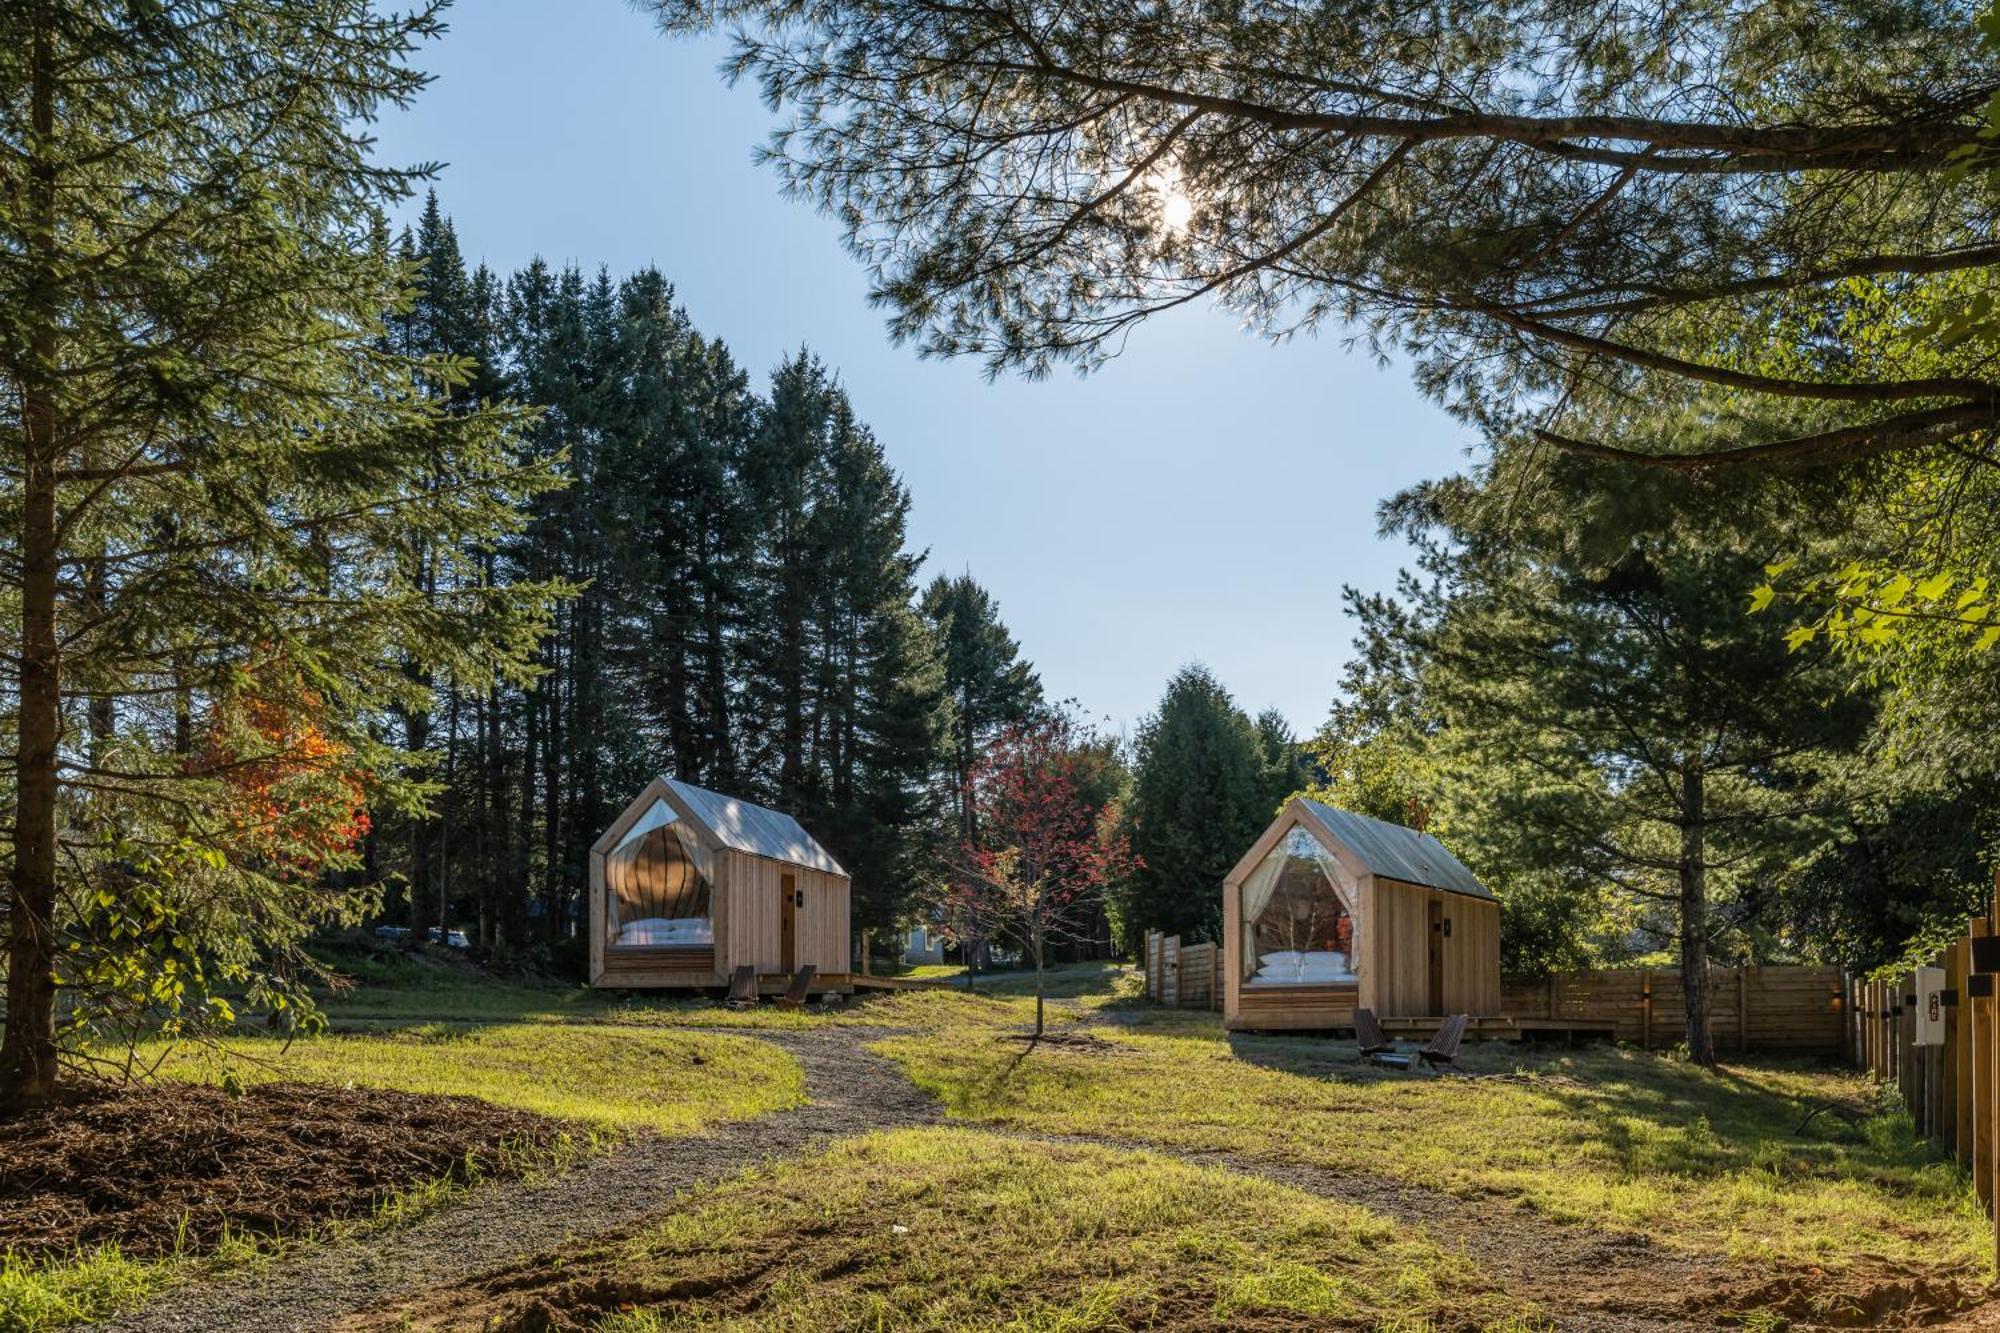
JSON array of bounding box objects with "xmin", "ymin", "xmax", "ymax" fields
[
  {"xmin": 1142, "ymin": 930, "xmax": 1222, "ymax": 1010},
  {"xmin": 1139, "ymin": 935, "xmax": 1844, "ymax": 1054},
  {"xmin": 1851, "ymin": 892, "xmax": 2000, "ymax": 1271},
  {"xmin": 1498, "ymin": 965, "xmax": 1849, "ymax": 1055}
]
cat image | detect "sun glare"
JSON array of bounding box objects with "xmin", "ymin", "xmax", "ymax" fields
[{"xmin": 1142, "ymin": 163, "xmax": 1194, "ymax": 238}]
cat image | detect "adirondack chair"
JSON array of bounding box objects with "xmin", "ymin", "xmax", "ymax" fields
[
  {"xmin": 1375, "ymin": 1013, "xmax": 1471, "ymax": 1073},
  {"xmin": 776, "ymin": 964, "xmax": 818, "ymax": 1009},
  {"xmin": 1353, "ymin": 1007, "xmax": 1396, "ymax": 1062},
  {"xmin": 723, "ymin": 964, "xmax": 758, "ymax": 1009},
  {"xmin": 1417, "ymin": 1013, "xmax": 1471, "ymax": 1073}
]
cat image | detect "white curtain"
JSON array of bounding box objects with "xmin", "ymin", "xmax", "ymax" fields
[
  {"xmin": 1238, "ymin": 846, "xmax": 1285, "ymax": 980},
  {"xmin": 1240, "ymin": 825, "xmax": 1361, "ymax": 983},
  {"xmin": 1301, "ymin": 833, "xmax": 1359, "ymax": 918}
]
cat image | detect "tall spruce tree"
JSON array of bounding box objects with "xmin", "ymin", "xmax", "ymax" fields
[
  {"xmin": 920, "ymin": 574, "xmax": 1044, "ymax": 846},
  {"xmin": 806, "ymin": 401, "xmax": 950, "ymax": 931},
  {"xmin": 608, "ymin": 270, "xmax": 756, "ymax": 790},
  {"xmin": 1116, "ymin": 665, "xmax": 1273, "ymax": 949},
  {"xmin": 0, "ymin": 3, "xmax": 562, "ymax": 1108}
]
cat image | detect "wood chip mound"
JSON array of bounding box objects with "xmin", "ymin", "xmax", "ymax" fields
[{"xmin": 0, "ymin": 1080, "xmax": 573, "ymax": 1260}]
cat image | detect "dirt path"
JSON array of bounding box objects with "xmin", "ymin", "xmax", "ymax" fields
[
  {"xmin": 986, "ymin": 1125, "xmax": 1737, "ymax": 1331},
  {"xmin": 86, "ymin": 1030, "xmax": 938, "ymax": 1333}
]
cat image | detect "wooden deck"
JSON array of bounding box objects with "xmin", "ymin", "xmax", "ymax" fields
[{"xmin": 1381, "ymin": 1015, "xmax": 1617, "ymax": 1043}]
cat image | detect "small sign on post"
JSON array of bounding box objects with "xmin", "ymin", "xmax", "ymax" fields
[{"xmin": 1917, "ymin": 966, "xmax": 1948, "ymax": 1047}]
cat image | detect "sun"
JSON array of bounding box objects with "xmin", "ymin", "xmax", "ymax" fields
[{"xmin": 1141, "ymin": 162, "xmax": 1194, "ymax": 238}]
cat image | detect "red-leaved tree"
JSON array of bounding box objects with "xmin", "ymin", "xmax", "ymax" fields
[{"xmin": 956, "ymin": 711, "xmax": 1135, "ymax": 1036}]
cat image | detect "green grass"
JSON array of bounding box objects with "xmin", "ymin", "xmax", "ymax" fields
[
  {"xmin": 358, "ymin": 1128, "xmax": 1536, "ymax": 1331},
  {"xmin": 307, "ymin": 948, "xmax": 1140, "ymax": 1033},
  {"xmin": 876, "ymin": 1022, "xmax": 1986, "ymax": 1274},
  {"xmin": 0, "ymin": 1248, "xmax": 157, "ymax": 1333},
  {"xmin": 141, "ymin": 1023, "xmax": 805, "ymax": 1135}
]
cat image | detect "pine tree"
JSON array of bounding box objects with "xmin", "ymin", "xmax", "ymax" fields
[
  {"xmin": 608, "ymin": 270, "xmax": 756, "ymax": 789},
  {"xmin": 738, "ymin": 351, "xmax": 837, "ymax": 808},
  {"xmin": 0, "ymin": 4, "xmax": 562, "ymax": 1108},
  {"xmin": 805, "ymin": 397, "xmax": 949, "ymax": 933},
  {"xmin": 920, "ymin": 574, "xmax": 1044, "ymax": 848},
  {"xmin": 1117, "ymin": 665, "xmax": 1273, "ymax": 949}
]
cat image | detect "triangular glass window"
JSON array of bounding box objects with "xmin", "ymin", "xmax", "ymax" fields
[
  {"xmin": 605, "ymin": 799, "xmax": 714, "ymax": 947},
  {"xmin": 1240, "ymin": 825, "xmax": 1357, "ymax": 985}
]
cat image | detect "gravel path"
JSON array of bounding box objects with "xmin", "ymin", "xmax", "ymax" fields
[
  {"xmin": 87, "ymin": 1028, "xmax": 938, "ymax": 1333},
  {"xmin": 986, "ymin": 1126, "xmax": 1733, "ymax": 1332}
]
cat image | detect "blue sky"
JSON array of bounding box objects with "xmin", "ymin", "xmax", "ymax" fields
[{"xmin": 372, "ymin": 0, "xmax": 1476, "ymax": 737}]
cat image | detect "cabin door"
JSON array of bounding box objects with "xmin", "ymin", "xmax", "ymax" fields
[
  {"xmin": 1426, "ymin": 897, "xmax": 1445, "ymax": 1015},
  {"xmin": 780, "ymin": 872, "xmax": 798, "ymax": 973}
]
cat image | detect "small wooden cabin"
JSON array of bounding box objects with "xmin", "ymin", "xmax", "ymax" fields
[
  {"xmin": 589, "ymin": 777, "xmax": 852, "ymax": 994},
  {"xmin": 1223, "ymin": 799, "xmax": 1499, "ymax": 1031}
]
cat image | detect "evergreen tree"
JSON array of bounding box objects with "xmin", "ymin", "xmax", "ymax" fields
[
  {"xmin": 1352, "ymin": 481, "xmax": 1872, "ymax": 1065},
  {"xmin": 0, "ymin": 4, "xmax": 561, "ymax": 1108},
  {"xmin": 920, "ymin": 574, "xmax": 1044, "ymax": 847},
  {"xmin": 285, "ymin": 197, "xmax": 1005, "ymax": 978},
  {"xmin": 1116, "ymin": 665, "xmax": 1272, "ymax": 949},
  {"xmin": 608, "ymin": 270, "xmax": 755, "ymax": 789},
  {"xmin": 807, "ymin": 403, "xmax": 950, "ymax": 932},
  {"xmin": 738, "ymin": 351, "xmax": 836, "ymax": 807},
  {"xmin": 1252, "ymin": 708, "xmax": 1313, "ymax": 813}
]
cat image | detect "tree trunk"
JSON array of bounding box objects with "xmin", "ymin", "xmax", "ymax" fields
[
  {"xmin": 1, "ymin": 11, "xmax": 63, "ymax": 1110},
  {"xmin": 1679, "ymin": 758, "xmax": 1716, "ymax": 1066},
  {"xmin": 1033, "ymin": 917, "xmax": 1046, "ymax": 1038}
]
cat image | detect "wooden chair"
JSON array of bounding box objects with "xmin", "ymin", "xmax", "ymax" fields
[
  {"xmin": 776, "ymin": 964, "xmax": 818, "ymax": 1009},
  {"xmin": 1376, "ymin": 1013, "xmax": 1471, "ymax": 1073},
  {"xmin": 1353, "ymin": 1008, "xmax": 1396, "ymax": 1062},
  {"xmin": 724, "ymin": 964, "xmax": 757, "ymax": 1009}
]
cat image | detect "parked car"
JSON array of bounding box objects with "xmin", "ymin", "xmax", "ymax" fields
[
  {"xmin": 426, "ymin": 926, "xmax": 471, "ymax": 949},
  {"xmin": 372, "ymin": 924, "xmax": 410, "ymax": 941}
]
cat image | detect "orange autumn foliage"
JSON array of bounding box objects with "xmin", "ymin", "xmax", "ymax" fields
[{"xmin": 200, "ymin": 658, "xmax": 370, "ymax": 877}]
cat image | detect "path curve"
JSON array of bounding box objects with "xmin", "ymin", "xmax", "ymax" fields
[
  {"xmin": 87, "ymin": 1028, "xmax": 937, "ymax": 1333},
  {"xmin": 985, "ymin": 1125, "xmax": 1731, "ymax": 1332}
]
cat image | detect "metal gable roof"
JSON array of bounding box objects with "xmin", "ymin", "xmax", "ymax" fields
[
  {"xmin": 663, "ymin": 778, "xmax": 847, "ymax": 877},
  {"xmin": 1297, "ymin": 798, "xmax": 1492, "ymax": 900}
]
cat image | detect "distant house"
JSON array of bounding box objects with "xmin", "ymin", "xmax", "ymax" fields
[
  {"xmin": 589, "ymin": 777, "xmax": 852, "ymax": 996},
  {"xmin": 902, "ymin": 923, "xmax": 945, "ymax": 966},
  {"xmin": 1225, "ymin": 798, "xmax": 1499, "ymax": 1031}
]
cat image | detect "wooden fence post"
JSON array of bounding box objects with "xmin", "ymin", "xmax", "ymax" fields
[
  {"xmin": 1975, "ymin": 919, "xmax": 1993, "ymax": 1215},
  {"xmin": 1990, "ymin": 877, "xmax": 2000, "ymax": 1277},
  {"xmin": 1641, "ymin": 967, "xmax": 1652, "ymax": 1051},
  {"xmin": 1737, "ymin": 966, "xmax": 1749, "ymax": 1054},
  {"xmin": 1956, "ymin": 937, "xmax": 1973, "ymax": 1166}
]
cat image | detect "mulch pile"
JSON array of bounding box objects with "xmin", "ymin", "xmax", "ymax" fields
[{"xmin": 0, "ymin": 1081, "xmax": 573, "ymax": 1260}]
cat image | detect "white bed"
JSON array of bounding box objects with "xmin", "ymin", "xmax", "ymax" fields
[
  {"xmin": 1247, "ymin": 949, "xmax": 1356, "ymax": 986},
  {"xmin": 615, "ymin": 916, "xmax": 714, "ymax": 947}
]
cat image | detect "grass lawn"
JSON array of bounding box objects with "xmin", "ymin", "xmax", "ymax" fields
[
  {"xmin": 354, "ymin": 1127, "xmax": 1540, "ymax": 1332},
  {"xmin": 141, "ymin": 1023, "xmax": 804, "ymax": 1136},
  {"xmin": 878, "ymin": 1023, "xmax": 1985, "ymax": 1276}
]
